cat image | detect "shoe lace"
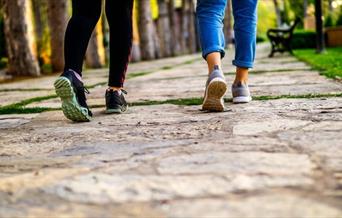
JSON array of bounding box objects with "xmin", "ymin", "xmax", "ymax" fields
[
  {"xmin": 75, "ymin": 85, "xmax": 90, "ymax": 109},
  {"xmin": 84, "ymin": 86, "xmax": 90, "ymax": 94}
]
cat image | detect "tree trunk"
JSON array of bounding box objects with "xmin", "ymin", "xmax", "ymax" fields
[
  {"xmin": 153, "ymin": 21, "xmax": 161, "ymax": 59},
  {"xmin": 31, "ymin": 0, "xmax": 50, "ymax": 67},
  {"xmin": 181, "ymin": 0, "xmax": 189, "ymax": 53},
  {"xmin": 31, "ymin": 0, "xmax": 43, "ymax": 53},
  {"xmin": 273, "ymin": 0, "xmax": 282, "ymax": 27},
  {"xmin": 157, "ymin": 0, "xmax": 172, "ymax": 57},
  {"xmin": 46, "ymin": 0, "xmax": 68, "ymax": 72},
  {"xmin": 328, "ymin": 0, "xmax": 333, "ymax": 14},
  {"xmin": 224, "ymin": 0, "xmax": 233, "ymax": 46},
  {"xmin": 187, "ymin": 0, "xmax": 197, "ymax": 53},
  {"xmin": 131, "ymin": 4, "xmax": 141, "ymax": 62},
  {"xmin": 3, "ymin": 0, "xmax": 40, "ymax": 76},
  {"xmin": 168, "ymin": 0, "xmax": 182, "ymax": 56},
  {"xmin": 138, "ymin": 0, "xmax": 156, "ymax": 60},
  {"xmin": 303, "ymin": 0, "xmax": 308, "ymax": 19},
  {"xmin": 86, "ymin": 18, "xmax": 106, "ymax": 69}
]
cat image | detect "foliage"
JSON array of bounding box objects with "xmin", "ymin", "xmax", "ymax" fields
[
  {"xmin": 256, "ymin": 35, "xmax": 266, "ymax": 43},
  {"xmin": 151, "ymin": 0, "xmax": 159, "ymax": 20},
  {"xmin": 291, "ymin": 30, "xmax": 316, "ymax": 49},
  {"xmin": 337, "ymin": 7, "xmax": 342, "ymax": 26},
  {"xmin": 325, "ymin": 14, "xmax": 335, "ymax": 27},
  {"xmin": 287, "ymin": 0, "xmax": 315, "ymax": 28},
  {"xmin": 294, "ymin": 47, "xmax": 342, "ymax": 80},
  {"xmin": 282, "ymin": 0, "xmax": 291, "ymax": 25},
  {"xmin": 257, "ymin": 1, "xmax": 277, "ymax": 35},
  {"xmin": 0, "ymin": 57, "xmax": 7, "ymax": 69}
]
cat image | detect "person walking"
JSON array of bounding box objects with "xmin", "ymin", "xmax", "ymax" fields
[
  {"xmin": 54, "ymin": 0, "xmax": 133, "ymax": 122},
  {"xmin": 197, "ymin": 0, "xmax": 258, "ymax": 112}
]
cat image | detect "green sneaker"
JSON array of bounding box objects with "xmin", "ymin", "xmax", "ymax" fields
[{"xmin": 54, "ymin": 70, "xmax": 92, "ymax": 122}]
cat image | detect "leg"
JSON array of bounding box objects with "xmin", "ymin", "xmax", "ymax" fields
[
  {"xmin": 206, "ymin": 53, "xmax": 222, "ymax": 75},
  {"xmin": 64, "ymin": 0, "xmax": 102, "ymax": 75},
  {"xmin": 232, "ymin": 0, "xmax": 258, "ymax": 84},
  {"xmin": 197, "ymin": 0, "xmax": 228, "ymax": 112},
  {"xmin": 196, "ymin": 0, "xmax": 227, "ymax": 74},
  {"xmin": 104, "ymin": 0, "xmax": 133, "ymax": 114},
  {"xmin": 231, "ymin": 0, "xmax": 258, "ymax": 104},
  {"xmin": 55, "ymin": 0, "xmax": 102, "ymax": 122},
  {"xmin": 105, "ymin": 0, "xmax": 134, "ymax": 88}
]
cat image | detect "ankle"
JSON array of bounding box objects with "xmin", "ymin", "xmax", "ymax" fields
[
  {"xmin": 209, "ymin": 65, "xmax": 221, "ymax": 74},
  {"xmin": 234, "ymin": 79, "xmax": 248, "ymax": 85},
  {"xmin": 108, "ymin": 87, "xmax": 122, "ymax": 91}
]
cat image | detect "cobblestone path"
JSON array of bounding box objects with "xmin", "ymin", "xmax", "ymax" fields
[{"xmin": 0, "ymin": 44, "xmax": 341, "ymax": 217}]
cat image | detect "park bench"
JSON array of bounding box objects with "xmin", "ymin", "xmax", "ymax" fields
[{"xmin": 267, "ymin": 18, "xmax": 301, "ymax": 57}]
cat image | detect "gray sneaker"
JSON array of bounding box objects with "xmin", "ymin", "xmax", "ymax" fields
[
  {"xmin": 202, "ymin": 66, "xmax": 227, "ymax": 112},
  {"xmin": 232, "ymin": 82, "xmax": 252, "ymax": 104}
]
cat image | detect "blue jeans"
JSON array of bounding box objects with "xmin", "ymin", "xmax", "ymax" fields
[{"xmin": 196, "ymin": 0, "xmax": 258, "ymax": 68}]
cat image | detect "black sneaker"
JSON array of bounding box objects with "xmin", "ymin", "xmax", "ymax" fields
[
  {"xmin": 105, "ymin": 89, "xmax": 128, "ymax": 114},
  {"xmin": 54, "ymin": 69, "xmax": 92, "ymax": 122}
]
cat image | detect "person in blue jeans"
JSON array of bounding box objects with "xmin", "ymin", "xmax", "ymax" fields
[{"xmin": 197, "ymin": 0, "xmax": 258, "ymax": 112}]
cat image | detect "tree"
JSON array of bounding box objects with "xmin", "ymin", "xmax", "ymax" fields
[
  {"xmin": 86, "ymin": 17, "xmax": 106, "ymax": 68},
  {"xmin": 46, "ymin": 0, "xmax": 68, "ymax": 72},
  {"xmin": 0, "ymin": 4, "xmax": 6, "ymax": 59},
  {"xmin": 157, "ymin": 0, "xmax": 172, "ymax": 57},
  {"xmin": 131, "ymin": 4, "xmax": 141, "ymax": 62},
  {"xmin": 273, "ymin": 0, "xmax": 282, "ymax": 27},
  {"xmin": 2, "ymin": 0, "xmax": 40, "ymax": 76},
  {"xmin": 303, "ymin": 0, "xmax": 308, "ymax": 19},
  {"xmin": 138, "ymin": 0, "xmax": 156, "ymax": 60},
  {"xmin": 184, "ymin": 0, "xmax": 197, "ymax": 53},
  {"xmin": 168, "ymin": 0, "xmax": 182, "ymax": 56}
]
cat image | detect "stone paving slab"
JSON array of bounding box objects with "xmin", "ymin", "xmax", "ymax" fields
[
  {"xmin": 1, "ymin": 97, "xmax": 342, "ymax": 216},
  {"xmin": 0, "ymin": 114, "xmax": 38, "ymax": 129}
]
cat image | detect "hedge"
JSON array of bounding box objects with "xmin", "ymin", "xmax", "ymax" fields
[{"xmin": 291, "ymin": 30, "xmax": 316, "ymax": 49}]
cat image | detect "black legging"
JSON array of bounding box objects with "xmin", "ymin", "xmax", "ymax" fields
[{"xmin": 64, "ymin": 0, "xmax": 134, "ymax": 87}]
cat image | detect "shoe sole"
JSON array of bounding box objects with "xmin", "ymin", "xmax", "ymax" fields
[
  {"xmin": 54, "ymin": 77, "xmax": 91, "ymax": 122},
  {"xmin": 202, "ymin": 78, "xmax": 227, "ymax": 112},
  {"xmin": 233, "ymin": 96, "xmax": 252, "ymax": 104},
  {"xmin": 105, "ymin": 106, "xmax": 128, "ymax": 114}
]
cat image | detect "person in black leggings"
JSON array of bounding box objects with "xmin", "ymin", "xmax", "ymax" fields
[{"xmin": 54, "ymin": 0, "xmax": 133, "ymax": 122}]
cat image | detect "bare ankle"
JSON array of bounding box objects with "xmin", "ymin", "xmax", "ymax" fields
[
  {"xmin": 108, "ymin": 87, "xmax": 122, "ymax": 91},
  {"xmin": 235, "ymin": 67, "xmax": 249, "ymax": 84}
]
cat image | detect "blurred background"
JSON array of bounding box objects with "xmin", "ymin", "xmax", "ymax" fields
[{"xmin": 0, "ymin": 0, "xmax": 341, "ymax": 80}]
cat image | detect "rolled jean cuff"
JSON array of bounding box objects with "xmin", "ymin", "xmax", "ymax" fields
[
  {"xmin": 202, "ymin": 47, "xmax": 226, "ymax": 60},
  {"xmin": 232, "ymin": 60, "xmax": 254, "ymax": 69}
]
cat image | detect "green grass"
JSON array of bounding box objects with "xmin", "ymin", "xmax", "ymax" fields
[
  {"xmin": 0, "ymin": 106, "xmax": 54, "ymax": 114},
  {"xmin": 252, "ymin": 93, "xmax": 342, "ymax": 101},
  {"xmin": 1, "ymin": 93, "xmax": 342, "ymax": 115},
  {"xmin": 127, "ymin": 71, "xmax": 152, "ymax": 79},
  {"xmin": 131, "ymin": 93, "xmax": 342, "ymax": 107},
  {"xmin": 0, "ymin": 88, "xmax": 52, "ymax": 92},
  {"xmin": 131, "ymin": 98, "xmax": 204, "ymax": 107},
  {"xmin": 293, "ymin": 47, "xmax": 342, "ymax": 80},
  {"xmin": 0, "ymin": 95, "xmax": 57, "ymax": 115},
  {"xmin": 225, "ymin": 68, "xmax": 311, "ymax": 76}
]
